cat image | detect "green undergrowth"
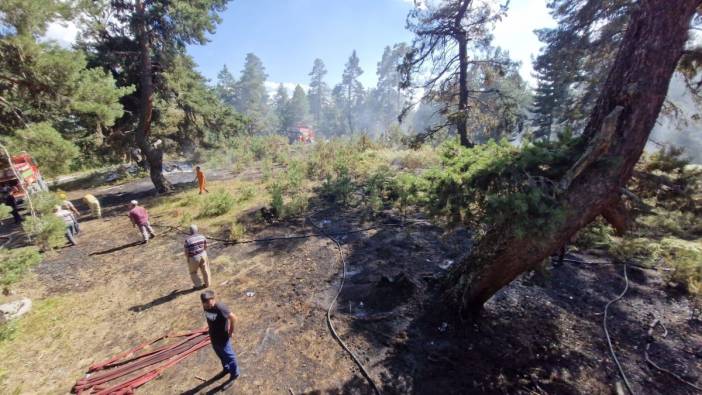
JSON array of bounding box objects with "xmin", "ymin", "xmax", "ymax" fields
[
  {"xmin": 0, "ymin": 246, "xmax": 42, "ymax": 288},
  {"xmin": 575, "ymin": 148, "xmax": 702, "ymax": 295}
]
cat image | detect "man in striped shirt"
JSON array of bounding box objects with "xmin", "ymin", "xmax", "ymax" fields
[{"xmin": 184, "ymin": 224, "xmax": 211, "ymax": 289}]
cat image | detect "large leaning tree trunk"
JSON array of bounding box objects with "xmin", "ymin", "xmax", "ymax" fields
[
  {"xmin": 134, "ymin": 0, "xmax": 172, "ymax": 193},
  {"xmin": 446, "ymin": 0, "xmax": 701, "ymax": 316}
]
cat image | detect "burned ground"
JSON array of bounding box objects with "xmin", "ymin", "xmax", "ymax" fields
[{"xmin": 0, "ymin": 172, "xmax": 700, "ymax": 394}]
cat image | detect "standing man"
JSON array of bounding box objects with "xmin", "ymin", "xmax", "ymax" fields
[
  {"xmin": 201, "ymin": 290, "xmax": 240, "ymax": 390},
  {"xmin": 195, "ymin": 166, "xmax": 209, "ymax": 195},
  {"xmin": 3, "ymin": 187, "xmax": 22, "ymax": 224},
  {"xmin": 54, "ymin": 205, "xmax": 77, "ymax": 246},
  {"xmin": 127, "ymin": 200, "xmax": 155, "ymax": 243},
  {"xmin": 184, "ymin": 224, "xmax": 211, "ymax": 289}
]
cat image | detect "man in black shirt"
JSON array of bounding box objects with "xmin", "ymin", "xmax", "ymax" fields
[{"xmin": 201, "ymin": 290, "xmax": 240, "ymax": 390}]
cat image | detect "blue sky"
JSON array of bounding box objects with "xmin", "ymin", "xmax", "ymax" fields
[
  {"xmin": 184, "ymin": 0, "xmax": 556, "ymax": 91},
  {"xmin": 44, "ymin": 0, "xmax": 556, "ymax": 90}
]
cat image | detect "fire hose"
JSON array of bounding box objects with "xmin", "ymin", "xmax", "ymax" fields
[{"xmin": 72, "ymin": 327, "xmax": 210, "ymax": 394}]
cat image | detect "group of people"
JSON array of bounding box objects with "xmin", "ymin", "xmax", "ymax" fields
[
  {"xmin": 4, "ymin": 166, "xmax": 239, "ymax": 388},
  {"xmin": 52, "ymin": 192, "xmax": 101, "ymax": 246},
  {"xmin": 129, "ymin": 166, "xmax": 239, "ymax": 389}
]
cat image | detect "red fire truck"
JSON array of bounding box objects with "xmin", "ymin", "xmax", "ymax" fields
[
  {"xmin": 285, "ymin": 126, "xmax": 316, "ymax": 144},
  {"xmin": 0, "ymin": 152, "xmax": 49, "ymax": 203}
]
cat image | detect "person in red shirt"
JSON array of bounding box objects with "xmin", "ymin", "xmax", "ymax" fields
[{"xmin": 127, "ymin": 200, "xmax": 156, "ymax": 243}]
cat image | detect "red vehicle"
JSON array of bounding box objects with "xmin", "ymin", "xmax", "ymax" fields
[
  {"xmin": 0, "ymin": 152, "xmax": 49, "ymax": 203},
  {"xmin": 285, "ymin": 126, "xmax": 316, "ymax": 144}
]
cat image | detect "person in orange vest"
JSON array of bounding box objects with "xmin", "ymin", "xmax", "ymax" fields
[{"xmin": 195, "ymin": 166, "xmax": 209, "ymax": 195}]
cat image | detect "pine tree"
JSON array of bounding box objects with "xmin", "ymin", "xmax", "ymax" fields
[
  {"xmin": 234, "ymin": 53, "xmax": 269, "ymax": 132},
  {"xmin": 287, "ymin": 85, "xmax": 310, "ymax": 127},
  {"xmin": 308, "ymin": 59, "xmax": 328, "ymax": 130},
  {"xmin": 216, "ymin": 65, "xmax": 237, "ymax": 107},
  {"xmin": 79, "ymin": 0, "xmax": 231, "ymax": 192},
  {"xmin": 373, "ymin": 43, "xmax": 409, "ymax": 132},
  {"xmin": 273, "ymin": 83, "xmax": 290, "ymax": 131},
  {"xmin": 336, "ymin": 50, "xmax": 364, "ymax": 134},
  {"xmin": 400, "ymin": 0, "xmax": 510, "ymax": 147}
]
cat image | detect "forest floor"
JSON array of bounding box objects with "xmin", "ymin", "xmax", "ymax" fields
[{"xmin": 0, "ymin": 167, "xmax": 701, "ymax": 395}]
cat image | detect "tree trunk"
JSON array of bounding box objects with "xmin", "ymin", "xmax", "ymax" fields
[
  {"xmin": 455, "ymin": 0, "xmax": 472, "ymax": 148},
  {"xmin": 445, "ymin": 0, "xmax": 699, "ymax": 316},
  {"xmin": 135, "ymin": 0, "xmax": 172, "ymax": 194}
]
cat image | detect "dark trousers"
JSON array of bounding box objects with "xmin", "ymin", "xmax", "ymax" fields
[
  {"xmin": 211, "ymin": 339, "xmax": 240, "ymax": 378},
  {"xmin": 11, "ymin": 209, "xmax": 22, "ymax": 224},
  {"xmin": 65, "ymin": 223, "xmax": 77, "ymax": 245}
]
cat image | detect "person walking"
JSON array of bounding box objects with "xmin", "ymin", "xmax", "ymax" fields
[
  {"xmin": 195, "ymin": 166, "xmax": 209, "ymax": 195},
  {"xmin": 184, "ymin": 224, "xmax": 211, "ymax": 289},
  {"xmin": 200, "ymin": 290, "xmax": 240, "ymax": 390},
  {"xmin": 83, "ymin": 194, "xmax": 101, "ymax": 219},
  {"xmin": 3, "ymin": 187, "xmax": 22, "ymax": 224},
  {"xmin": 54, "ymin": 205, "xmax": 77, "ymax": 246},
  {"xmin": 127, "ymin": 200, "xmax": 155, "ymax": 243},
  {"xmin": 59, "ymin": 192, "xmax": 80, "ymax": 233}
]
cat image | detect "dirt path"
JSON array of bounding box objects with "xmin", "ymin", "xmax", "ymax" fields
[{"xmin": 1, "ymin": 173, "xmax": 700, "ymax": 394}]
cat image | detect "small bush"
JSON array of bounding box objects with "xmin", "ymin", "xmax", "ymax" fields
[
  {"xmin": 573, "ymin": 219, "xmax": 614, "ymax": 250},
  {"xmin": 0, "ymin": 246, "xmax": 42, "ymax": 287},
  {"xmin": 660, "ymin": 238, "xmax": 702, "ymax": 294},
  {"xmin": 197, "ymin": 190, "xmax": 236, "ymax": 218},
  {"xmin": 321, "ymin": 165, "xmax": 353, "ymax": 205},
  {"xmin": 0, "ymin": 204, "xmax": 11, "ymax": 220},
  {"xmin": 285, "ymin": 195, "xmax": 308, "ymax": 218},
  {"xmin": 178, "ymin": 212, "xmax": 193, "ymax": 228},
  {"xmin": 609, "ymin": 237, "xmax": 662, "ymax": 267},
  {"xmin": 227, "ymin": 221, "xmax": 246, "ymax": 241},
  {"xmin": 236, "ymin": 186, "xmax": 256, "ymax": 203},
  {"xmin": 269, "ymin": 183, "xmax": 284, "ymax": 219},
  {"xmin": 22, "ymin": 215, "xmax": 66, "ymax": 251},
  {"xmin": 32, "ymin": 192, "xmax": 62, "ymax": 215}
]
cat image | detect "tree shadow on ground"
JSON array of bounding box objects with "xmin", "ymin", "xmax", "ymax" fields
[
  {"xmin": 321, "ymin": 214, "xmax": 605, "ymax": 394},
  {"xmin": 129, "ymin": 287, "xmax": 202, "ymax": 312},
  {"xmin": 89, "ymin": 240, "xmax": 144, "ymax": 256},
  {"xmin": 323, "ymin": 221, "xmax": 702, "ymax": 394}
]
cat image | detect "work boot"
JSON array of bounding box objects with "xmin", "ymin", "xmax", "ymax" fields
[{"xmin": 221, "ymin": 376, "xmax": 236, "ymax": 391}]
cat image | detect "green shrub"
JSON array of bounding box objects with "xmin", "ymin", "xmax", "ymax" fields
[
  {"xmin": 285, "ymin": 195, "xmax": 308, "ymax": 218},
  {"xmin": 660, "ymin": 238, "xmax": 702, "ymax": 294},
  {"xmin": 0, "ymin": 246, "xmax": 42, "ymax": 286},
  {"xmin": 0, "ymin": 205, "xmax": 11, "ymax": 221},
  {"xmin": 269, "ymin": 183, "xmax": 284, "ymax": 218},
  {"xmin": 0, "ymin": 321, "xmax": 18, "ymax": 344},
  {"xmin": 22, "ymin": 215, "xmax": 65, "ymax": 251},
  {"xmin": 573, "ymin": 219, "xmax": 614, "ymax": 250},
  {"xmin": 227, "ymin": 221, "xmax": 246, "ymax": 241},
  {"xmin": 178, "ymin": 212, "xmax": 193, "ymax": 228},
  {"xmin": 1, "ymin": 122, "xmax": 79, "ymax": 178},
  {"xmin": 321, "ymin": 165, "xmax": 353, "ymax": 206},
  {"xmin": 32, "ymin": 192, "xmax": 62, "ymax": 215},
  {"xmin": 420, "ymin": 136, "xmax": 581, "ymax": 237},
  {"xmin": 236, "ymin": 186, "xmax": 256, "ymax": 203},
  {"xmin": 609, "ymin": 237, "xmax": 662, "ymax": 267},
  {"xmin": 197, "ymin": 190, "xmax": 236, "ymax": 218}
]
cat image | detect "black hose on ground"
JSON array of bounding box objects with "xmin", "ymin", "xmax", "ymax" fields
[
  {"xmin": 603, "ymin": 264, "xmax": 634, "ymax": 395},
  {"xmin": 308, "ymin": 216, "xmax": 381, "ymax": 395}
]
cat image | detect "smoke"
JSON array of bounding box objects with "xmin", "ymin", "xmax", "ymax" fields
[{"xmin": 648, "ymin": 73, "xmax": 702, "ymax": 163}]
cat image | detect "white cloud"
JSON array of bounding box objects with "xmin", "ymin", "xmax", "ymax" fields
[{"xmin": 42, "ymin": 21, "xmax": 79, "ymax": 47}]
